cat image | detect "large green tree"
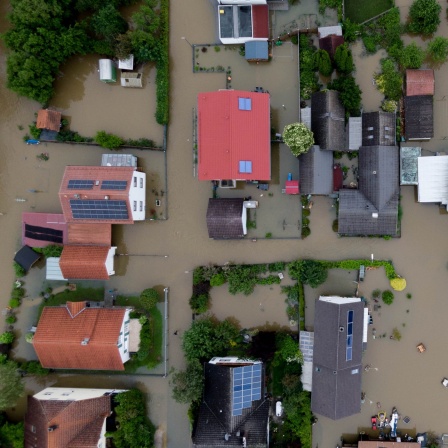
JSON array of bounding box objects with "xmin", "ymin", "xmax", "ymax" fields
[
  {"xmin": 282, "ymin": 123, "xmax": 314, "ymax": 157},
  {"xmin": 407, "ymin": 0, "xmax": 441, "ymax": 35},
  {"xmin": 334, "ymin": 44, "xmax": 353, "ymax": 74},
  {"xmin": 170, "ymin": 359, "xmax": 204, "ymax": 404},
  {"xmin": 91, "ymin": 4, "xmax": 128, "ymax": 42},
  {"xmin": 314, "ymin": 49, "xmax": 333, "ymax": 77},
  {"xmin": 374, "ymin": 58, "xmax": 403, "ymax": 100},
  {"xmin": 0, "ymin": 414, "xmax": 23, "ymax": 448},
  {"xmin": 0, "ymin": 361, "xmax": 24, "ymax": 411},
  {"xmin": 399, "ymin": 42, "xmax": 425, "ymax": 69},
  {"xmin": 327, "ymin": 76, "xmax": 362, "ymax": 116},
  {"xmin": 427, "ymin": 36, "xmax": 448, "ymax": 63}
]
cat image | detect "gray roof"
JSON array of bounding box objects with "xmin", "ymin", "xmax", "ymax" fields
[
  {"xmin": 311, "ymin": 298, "xmax": 364, "ymax": 420},
  {"xmin": 311, "ymin": 90, "xmax": 346, "ymax": 151},
  {"xmin": 245, "ymin": 41, "xmax": 269, "ymax": 60},
  {"xmin": 404, "ymin": 95, "xmax": 433, "ymax": 140},
  {"xmin": 338, "ymin": 146, "xmax": 399, "ymax": 236},
  {"xmin": 362, "ymin": 111, "xmax": 396, "ymax": 146},
  {"xmin": 206, "ymin": 199, "xmax": 245, "ymax": 239},
  {"xmin": 347, "ymin": 116, "xmax": 362, "ymax": 150},
  {"xmin": 192, "ymin": 363, "xmax": 269, "ymax": 448},
  {"xmin": 299, "ymin": 145, "xmax": 334, "ymax": 195}
]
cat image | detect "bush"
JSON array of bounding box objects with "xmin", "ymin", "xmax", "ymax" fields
[
  {"xmin": 302, "ymin": 208, "xmax": 310, "ymax": 217},
  {"xmin": 13, "ymin": 262, "xmax": 26, "ymax": 278},
  {"xmin": 268, "ymin": 262, "xmax": 286, "ymax": 272},
  {"xmin": 332, "ymin": 219, "xmax": 339, "ymax": 232},
  {"xmin": 291, "ymin": 34, "xmax": 299, "ymax": 45},
  {"xmin": 427, "ymin": 36, "xmax": 448, "ymax": 63},
  {"xmin": 25, "ymin": 333, "xmax": 34, "ymax": 343},
  {"xmin": 372, "ymin": 289, "xmax": 381, "ymax": 298},
  {"xmin": 210, "ymin": 273, "xmax": 226, "ymax": 287},
  {"xmin": 382, "ymin": 290, "xmax": 394, "ymax": 305},
  {"xmin": 0, "ymin": 332, "xmax": 15, "ymax": 344},
  {"xmin": 399, "ymin": 42, "xmax": 425, "ymax": 69},
  {"xmin": 42, "ymin": 245, "xmax": 63, "ymax": 258},
  {"xmin": 282, "ymin": 123, "xmax": 315, "ymax": 157},
  {"xmin": 328, "ymin": 76, "xmax": 362, "ymax": 116},
  {"xmin": 390, "ymin": 277, "xmax": 406, "ymax": 291},
  {"xmin": 391, "ymin": 327, "xmax": 402, "ymax": 340},
  {"xmin": 381, "ymin": 99, "xmax": 398, "ymax": 113},
  {"xmin": 407, "ymin": 0, "xmax": 441, "ymax": 35},
  {"xmin": 406, "ymin": 293, "xmax": 412, "ymax": 299},
  {"xmin": 301, "ymin": 226, "xmax": 311, "ymax": 238},
  {"xmin": 288, "ymin": 260, "xmax": 328, "ymax": 288},
  {"xmin": 193, "ymin": 267, "xmax": 205, "ymax": 285},
  {"xmin": 374, "ymin": 58, "xmax": 403, "ymax": 101},
  {"xmin": 9, "ymin": 298, "xmax": 20, "ymax": 308},
  {"xmin": 5, "ymin": 315, "xmax": 16, "ymax": 324},
  {"xmin": 334, "ymin": 44, "xmax": 353, "ymax": 74},
  {"xmin": 314, "ymin": 49, "xmax": 333, "ymax": 76},
  {"xmin": 342, "ymin": 18, "xmax": 361, "ymax": 43},
  {"xmin": 94, "ymin": 131, "xmax": 124, "ymax": 150},
  {"xmin": 11, "ymin": 288, "xmax": 25, "ymax": 300},
  {"xmin": 362, "ymin": 35, "xmax": 378, "ymax": 54},
  {"xmin": 140, "ymin": 288, "xmax": 159, "ymax": 310},
  {"xmin": 189, "ymin": 293, "xmax": 209, "ymax": 314},
  {"xmin": 29, "ymin": 123, "xmax": 42, "ymax": 140},
  {"xmin": 22, "ymin": 360, "xmax": 49, "ymax": 375}
]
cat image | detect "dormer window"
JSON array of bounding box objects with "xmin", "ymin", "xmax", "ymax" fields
[
  {"xmin": 238, "ymin": 98, "xmax": 252, "ymax": 111},
  {"xmin": 239, "ymin": 161, "xmax": 252, "ymax": 173}
]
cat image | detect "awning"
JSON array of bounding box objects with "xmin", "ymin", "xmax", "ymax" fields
[
  {"xmin": 14, "ymin": 245, "xmax": 41, "ymax": 271},
  {"xmin": 285, "ymin": 180, "xmax": 299, "ymax": 195}
]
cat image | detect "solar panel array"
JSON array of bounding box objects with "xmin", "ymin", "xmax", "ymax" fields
[
  {"xmin": 101, "ymin": 180, "xmax": 128, "ymax": 190},
  {"xmin": 232, "ymin": 364, "xmax": 262, "ymax": 416},
  {"xmin": 67, "ymin": 180, "xmax": 94, "ymax": 190},
  {"xmin": 70, "ymin": 199, "xmax": 129, "ymax": 220}
]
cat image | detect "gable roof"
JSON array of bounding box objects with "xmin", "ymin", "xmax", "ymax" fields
[
  {"xmin": 406, "ymin": 69, "xmax": 435, "ymax": 96},
  {"xmin": 25, "ymin": 394, "xmax": 111, "ymax": 448},
  {"xmin": 59, "ymin": 166, "xmax": 136, "ymax": 224},
  {"xmin": 299, "ymin": 146, "xmax": 334, "ymax": 195},
  {"xmin": 33, "ymin": 303, "xmax": 127, "ymax": 370},
  {"xmin": 198, "ymin": 90, "xmax": 271, "ymax": 181},
  {"xmin": 14, "ymin": 245, "xmax": 41, "ymax": 271},
  {"xmin": 311, "ymin": 90, "xmax": 346, "ymax": 151},
  {"xmin": 338, "ymin": 146, "xmax": 399, "ymax": 235},
  {"xmin": 404, "ymin": 95, "xmax": 433, "ymax": 140},
  {"xmin": 362, "ymin": 111, "xmax": 396, "ymax": 147},
  {"xmin": 192, "ymin": 362, "xmax": 269, "ymax": 447},
  {"xmin": 319, "ymin": 35, "xmax": 345, "ymax": 59},
  {"xmin": 207, "ymin": 199, "xmax": 245, "ymax": 239},
  {"xmin": 59, "ymin": 246, "xmax": 111, "ymax": 280},
  {"xmin": 311, "ymin": 297, "xmax": 364, "ymax": 420},
  {"xmin": 36, "ymin": 109, "xmax": 62, "ymax": 132}
]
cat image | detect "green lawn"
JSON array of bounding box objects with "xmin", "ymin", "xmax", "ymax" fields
[{"xmin": 344, "ymin": 0, "xmax": 393, "ymax": 23}]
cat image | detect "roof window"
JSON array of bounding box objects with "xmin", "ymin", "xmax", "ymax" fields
[
  {"xmin": 239, "ymin": 161, "xmax": 252, "ymax": 173},
  {"xmin": 238, "ymin": 98, "xmax": 252, "ymax": 111}
]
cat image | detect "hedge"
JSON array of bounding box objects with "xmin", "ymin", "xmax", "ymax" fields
[{"xmin": 155, "ymin": 0, "xmax": 169, "ymax": 125}]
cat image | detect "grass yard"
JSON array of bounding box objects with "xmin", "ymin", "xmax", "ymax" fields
[{"xmin": 344, "ymin": 0, "xmax": 393, "ymax": 23}]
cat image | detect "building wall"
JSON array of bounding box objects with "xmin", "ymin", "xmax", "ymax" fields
[
  {"xmin": 118, "ymin": 309, "xmax": 131, "ymax": 364},
  {"xmin": 129, "ymin": 171, "xmax": 146, "ymax": 220}
]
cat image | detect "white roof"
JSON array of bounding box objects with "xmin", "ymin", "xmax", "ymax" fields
[
  {"xmin": 319, "ymin": 296, "xmax": 361, "ymax": 304},
  {"xmin": 118, "ymin": 55, "xmax": 134, "ymax": 70},
  {"xmin": 46, "ymin": 257, "xmax": 66, "ymax": 281},
  {"xmin": 318, "ymin": 25, "xmax": 342, "ymax": 38},
  {"xmin": 418, "ymin": 156, "xmax": 448, "ymax": 205}
]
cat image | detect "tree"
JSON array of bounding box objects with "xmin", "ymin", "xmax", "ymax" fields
[
  {"xmin": 342, "ymin": 18, "xmax": 361, "ymax": 43},
  {"xmin": 91, "ymin": 4, "xmax": 128, "ymax": 42},
  {"xmin": 334, "ymin": 44, "xmax": 353, "ymax": 74},
  {"xmin": 0, "ymin": 361, "xmax": 24, "ymax": 411},
  {"xmin": 282, "ymin": 123, "xmax": 314, "ymax": 157},
  {"xmin": 427, "ymin": 36, "xmax": 448, "ymax": 63},
  {"xmin": 390, "ymin": 277, "xmax": 406, "ymax": 291},
  {"xmin": 273, "ymin": 333, "xmax": 303, "ymax": 365},
  {"xmin": 0, "ymin": 415, "xmax": 24, "ymax": 448},
  {"xmin": 381, "ymin": 99, "xmax": 398, "ymax": 113},
  {"xmin": 170, "ymin": 359, "xmax": 204, "ymax": 404},
  {"xmin": 189, "ymin": 293, "xmax": 209, "ymax": 314},
  {"xmin": 182, "ymin": 317, "xmax": 240, "ymax": 363},
  {"xmin": 327, "ymin": 76, "xmax": 362, "ymax": 116},
  {"xmin": 399, "ymin": 42, "xmax": 425, "ymax": 68},
  {"xmin": 314, "ymin": 49, "xmax": 333, "ymax": 76},
  {"xmin": 94, "ymin": 131, "xmax": 124, "ymax": 149},
  {"xmin": 382, "ymin": 290, "xmax": 394, "ymax": 305},
  {"xmin": 288, "ymin": 260, "xmax": 328, "ymax": 288},
  {"xmin": 0, "ymin": 333, "xmax": 15, "ymax": 345},
  {"xmin": 139, "ymin": 288, "xmax": 159, "ymax": 310},
  {"xmin": 407, "ymin": 0, "xmax": 441, "ymax": 35},
  {"xmin": 374, "ymin": 58, "xmax": 403, "ymax": 101}
]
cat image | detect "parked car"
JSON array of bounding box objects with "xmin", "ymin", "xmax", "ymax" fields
[
  {"xmin": 275, "ymin": 401, "xmax": 283, "ymax": 417},
  {"xmin": 371, "ymin": 416, "xmax": 377, "ymax": 430}
]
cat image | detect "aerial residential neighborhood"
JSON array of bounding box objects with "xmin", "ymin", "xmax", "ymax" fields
[{"xmin": 1, "ymin": 0, "xmax": 448, "ymax": 447}]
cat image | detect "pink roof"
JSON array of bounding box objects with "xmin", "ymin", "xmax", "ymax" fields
[
  {"xmin": 22, "ymin": 213, "xmax": 68, "ymax": 248},
  {"xmin": 285, "ymin": 180, "xmax": 300, "ymax": 195},
  {"xmin": 198, "ymin": 90, "xmax": 271, "ymax": 181},
  {"xmin": 406, "ymin": 69, "xmax": 435, "ymax": 96}
]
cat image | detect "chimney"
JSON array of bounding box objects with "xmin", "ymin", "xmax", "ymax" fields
[
  {"xmin": 81, "ymin": 338, "xmax": 90, "ymax": 346},
  {"xmin": 48, "ymin": 425, "xmax": 58, "ymax": 432}
]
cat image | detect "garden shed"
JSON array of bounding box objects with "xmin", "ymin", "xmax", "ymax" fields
[
  {"xmin": 120, "ymin": 72, "xmax": 143, "ymax": 88},
  {"xmin": 245, "ymin": 41, "xmax": 269, "ymax": 61},
  {"xmin": 99, "ymin": 59, "xmax": 116, "ymax": 83},
  {"xmin": 14, "ymin": 245, "xmax": 41, "ymax": 272},
  {"xmin": 118, "ymin": 55, "xmax": 134, "ymax": 70}
]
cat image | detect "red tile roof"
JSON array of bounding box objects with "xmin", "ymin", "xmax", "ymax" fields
[
  {"xmin": 67, "ymin": 223, "xmax": 112, "ymax": 246},
  {"xmin": 33, "ymin": 304, "xmax": 126, "ymax": 370},
  {"xmin": 36, "ymin": 109, "xmax": 62, "ymax": 132},
  {"xmin": 285, "ymin": 180, "xmax": 299, "ymax": 195},
  {"xmin": 22, "ymin": 212, "xmax": 68, "ymax": 248},
  {"xmin": 252, "ymin": 5, "xmax": 269, "ymax": 39},
  {"xmin": 59, "ymin": 246, "xmax": 111, "ymax": 280},
  {"xmin": 198, "ymin": 90, "xmax": 271, "ymax": 181},
  {"xmin": 59, "ymin": 166, "xmax": 135, "ymax": 224},
  {"xmin": 25, "ymin": 394, "xmax": 111, "ymax": 448},
  {"xmin": 406, "ymin": 69, "xmax": 435, "ymax": 96}
]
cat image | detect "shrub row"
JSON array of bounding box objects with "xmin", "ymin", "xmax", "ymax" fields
[{"xmin": 155, "ymin": 0, "xmax": 169, "ymax": 125}]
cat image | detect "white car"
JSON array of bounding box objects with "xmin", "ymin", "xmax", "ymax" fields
[
  {"xmin": 276, "ymin": 401, "xmax": 283, "ymax": 417},
  {"xmin": 442, "ymin": 378, "xmax": 448, "ymax": 388}
]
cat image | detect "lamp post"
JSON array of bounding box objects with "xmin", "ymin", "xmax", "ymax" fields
[{"xmin": 181, "ymin": 36, "xmax": 193, "ymax": 48}]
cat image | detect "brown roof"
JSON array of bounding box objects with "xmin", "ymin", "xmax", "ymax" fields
[
  {"xmin": 59, "ymin": 166, "xmax": 136, "ymax": 224},
  {"xmin": 36, "ymin": 109, "xmax": 62, "ymax": 132},
  {"xmin": 358, "ymin": 442, "xmax": 421, "ymax": 448},
  {"xmin": 59, "ymin": 246, "xmax": 111, "ymax": 280},
  {"xmin": 252, "ymin": 5, "xmax": 269, "ymax": 39},
  {"xmin": 33, "ymin": 304, "xmax": 126, "ymax": 370},
  {"xmin": 319, "ymin": 35, "xmax": 345, "ymax": 59},
  {"xmin": 67, "ymin": 223, "xmax": 112, "ymax": 245},
  {"xmin": 24, "ymin": 394, "xmax": 111, "ymax": 448},
  {"xmin": 406, "ymin": 69, "xmax": 435, "ymax": 96}
]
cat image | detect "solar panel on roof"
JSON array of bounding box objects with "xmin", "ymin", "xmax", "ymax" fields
[
  {"xmin": 231, "ymin": 363, "xmax": 263, "ymax": 416},
  {"xmin": 67, "ymin": 180, "xmax": 94, "ymax": 190},
  {"xmin": 69, "ymin": 199, "xmax": 129, "ymax": 220},
  {"xmin": 101, "ymin": 180, "xmax": 128, "ymax": 190}
]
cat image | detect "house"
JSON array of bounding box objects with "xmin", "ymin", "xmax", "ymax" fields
[
  {"xmin": 319, "ymin": 34, "xmax": 345, "ymax": 60},
  {"xmin": 217, "ymin": 0, "xmax": 269, "ymax": 45},
  {"xmin": 192, "ymin": 357, "xmax": 269, "ymax": 447},
  {"xmin": 311, "ymin": 296, "xmax": 366, "ymax": 420},
  {"xmin": 198, "ymin": 90, "xmax": 271, "ymax": 182},
  {"xmin": 33, "ymin": 301, "xmax": 134, "ymax": 370},
  {"xmin": 311, "ymin": 90, "xmax": 346, "ymax": 151},
  {"xmin": 206, "ymin": 198, "xmax": 249, "ymax": 239},
  {"xmin": 362, "ymin": 111, "xmax": 396, "ymax": 147},
  {"xmin": 338, "ymin": 146, "xmax": 399, "ymax": 236},
  {"xmin": 24, "ymin": 387, "xmax": 126, "ymax": 448},
  {"xmin": 417, "ymin": 155, "xmax": 448, "ymax": 210},
  {"xmin": 404, "ymin": 95, "xmax": 433, "ymax": 140},
  {"xmin": 59, "ymin": 166, "xmax": 146, "ymax": 224},
  {"xmin": 406, "ymin": 69, "xmax": 435, "ymax": 96},
  {"xmin": 36, "ymin": 109, "xmax": 62, "ymax": 132},
  {"xmin": 299, "ymin": 145, "xmax": 334, "ymax": 195}
]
